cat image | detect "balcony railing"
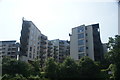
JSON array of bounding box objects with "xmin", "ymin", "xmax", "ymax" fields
[
  {"xmin": 41, "ymin": 36, "xmax": 47, "ymax": 40},
  {"xmin": 40, "ymin": 45, "xmax": 47, "ymax": 49},
  {"xmin": 41, "ymin": 41, "xmax": 47, "ymax": 45}
]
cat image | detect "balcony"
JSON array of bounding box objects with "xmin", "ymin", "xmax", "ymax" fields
[
  {"xmin": 47, "ymin": 53, "xmax": 53, "ymax": 57},
  {"xmin": 54, "ymin": 47, "xmax": 59, "ymax": 51},
  {"xmin": 40, "ymin": 45, "xmax": 47, "ymax": 49},
  {"xmin": 59, "ymin": 44, "xmax": 64, "ymax": 47},
  {"xmin": 48, "ymin": 41, "xmax": 53, "ymax": 45},
  {"xmin": 41, "ymin": 35, "xmax": 47, "ymax": 40},
  {"xmin": 59, "ymin": 41, "xmax": 64, "ymax": 44},
  {"xmin": 48, "ymin": 46, "xmax": 53, "ymax": 49},
  {"xmin": 41, "ymin": 41, "xmax": 47, "ymax": 45},
  {"xmin": 48, "ymin": 50, "xmax": 53, "ymax": 53},
  {"xmin": 59, "ymin": 47, "xmax": 64, "ymax": 50},
  {"xmin": 40, "ymin": 50, "xmax": 47, "ymax": 54}
]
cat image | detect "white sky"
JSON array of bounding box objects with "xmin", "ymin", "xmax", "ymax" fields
[{"xmin": 0, "ymin": 0, "xmax": 118, "ymax": 43}]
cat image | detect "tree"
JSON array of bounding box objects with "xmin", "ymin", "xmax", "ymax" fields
[
  {"xmin": 59, "ymin": 57, "xmax": 78, "ymax": 80},
  {"xmin": 78, "ymin": 56, "xmax": 100, "ymax": 79},
  {"xmin": 105, "ymin": 35, "xmax": 120, "ymax": 80},
  {"xmin": 45, "ymin": 58, "xmax": 59, "ymax": 80},
  {"xmin": 30, "ymin": 59, "xmax": 41, "ymax": 76},
  {"xmin": 2, "ymin": 57, "xmax": 33, "ymax": 77}
]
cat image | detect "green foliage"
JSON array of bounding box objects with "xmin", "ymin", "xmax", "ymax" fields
[
  {"xmin": 105, "ymin": 35, "xmax": 120, "ymax": 80},
  {"xmin": 2, "ymin": 74, "xmax": 12, "ymax": 80},
  {"xmin": 2, "ymin": 57, "xmax": 33, "ymax": 77},
  {"xmin": 106, "ymin": 35, "xmax": 120, "ymax": 63},
  {"xmin": 2, "ymin": 74, "xmax": 27, "ymax": 80},
  {"xmin": 99, "ymin": 69, "xmax": 110, "ymax": 80},
  {"xmin": 59, "ymin": 57, "xmax": 78, "ymax": 79},
  {"xmin": 45, "ymin": 58, "xmax": 59, "ymax": 80},
  {"xmin": 44, "ymin": 56, "xmax": 102, "ymax": 80},
  {"xmin": 12, "ymin": 74, "xmax": 27, "ymax": 80},
  {"xmin": 107, "ymin": 35, "xmax": 120, "ymax": 50},
  {"xmin": 78, "ymin": 56, "xmax": 100, "ymax": 79},
  {"xmin": 30, "ymin": 60, "xmax": 41, "ymax": 76},
  {"xmin": 40, "ymin": 72, "xmax": 46, "ymax": 79},
  {"xmin": 27, "ymin": 75, "xmax": 41, "ymax": 80}
]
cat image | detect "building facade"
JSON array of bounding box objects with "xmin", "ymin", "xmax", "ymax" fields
[
  {"xmin": 70, "ymin": 24, "xmax": 103, "ymax": 61},
  {"xmin": 20, "ymin": 20, "xmax": 48, "ymax": 63},
  {"xmin": 0, "ymin": 40, "xmax": 19, "ymax": 59},
  {"xmin": 47, "ymin": 40, "xmax": 54, "ymax": 58},
  {"xmin": 20, "ymin": 19, "xmax": 70, "ymax": 65},
  {"xmin": 50, "ymin": 39, "xmax": 70, "ymax": 62}
]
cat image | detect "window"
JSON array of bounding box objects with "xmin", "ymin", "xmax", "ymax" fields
[
  {"xmin": 78, "ymin": 46, "xmax": 84, "ymax": 52},
  {"xmin": 7, "ymin": 52, "xmax": 10, "ymax": 55},
  {"xmin": 78, "ymin": 33, "xmax": 84, "ymax": 39},
  {"xmin": 86, "ymin": 47, "xmax": 88, "ymax": 49},
  {"xmin": 78, "ymin": 26, "xmax": 84, "ymax": 33},
  {"xmin": 78, "ymin": 53, "xmax": 84, "ymax": 59},
  {"xmin": 37, "ymin": 47, "xmax": 39, "ymax": 50},
  {"xmin": 78, "ymin": 40, "xmax": 84, "ymax": 45},
  {"xmin": 86, "ymin": 54, "xmax": 88, "ymax": 56},
  {"xmin": 8, "ymin": 48, "xmax": 11, "ymax": 51},
  {"xmin": 33, "ymin": 49, "xmax": 35, "ymax": 53},
  {"xmin": 37, "ymin": 56, "xmax": 39, "ymax": 59},
  {"xmin": 86, "ymin": 33, "xmax": 88, "ymax": 36},
  {"xmin": 30, "ymin": 47, "xmax": 32, "ymax": 51},
  {"xmin": 2, "ymin": 52, "xmax": 5, "ymax": 54},
  {"xmin": 86, "ymin": 40, "xmax": 88, "ymax": 42},
  {"xmin": 29, "ymin": 53, "xmax": 32, "ymax": 58}
]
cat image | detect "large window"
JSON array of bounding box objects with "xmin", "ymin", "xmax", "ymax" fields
[
  {"xmin": 78, "ymin": 26, "xmax": 84, "ymax": 33},
  {"xmin": 78, "ymin": 46, "xmax": 85, "ymax": 52},
  {"xmin": 78, "ymin": 33, "xmax": 84, "ymax": 39},
  {"xmin": 78, "ymin": 39, "xmax": 84, "ymax": 45},
  {"xmin": 78, "ymin": 53, "xmax": 84, "ymax": 59}
]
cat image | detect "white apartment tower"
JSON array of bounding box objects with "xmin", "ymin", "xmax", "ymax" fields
[
  {"xmin": 0, "ymin": 40, "xmax": 19, "ymax": 59},
  {"xmin": 70, "ymin": 24, "xmax": 103, "ymax": 61}
]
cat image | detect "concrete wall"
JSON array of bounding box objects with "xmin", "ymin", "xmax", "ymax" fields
[
  {"xmin": 85, "ymin": 25, "xmax": 94, "ymax": 60},
  {"xmin": 70, "ymin": 28, "xmax": 79, "ymax": 60}
]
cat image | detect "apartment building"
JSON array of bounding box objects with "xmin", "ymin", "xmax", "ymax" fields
[
  {"xmin": 50, "ymin": 39, "xmax": 70, "ymax": 62},
  {"xmin": 20, "ymin": 19, "xmax": 48, "ymax": 63},
  {"xmin": 0, "ymin": 40, "xmax": 19, "ymax": 59},
  {"xmin": 70, "ymin": 24, "xmax": 103, "ymax": 61}
]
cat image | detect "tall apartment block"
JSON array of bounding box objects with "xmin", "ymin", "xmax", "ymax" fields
[
  {"xmin": 0, "ymin": 40, "xmax": 19, "ymax": 59},
  {"xmin": 50, "ymin": 39, "xmax": 70, "ymax": 62},
  {"xmin": 20, "ymin": 19, "xmax": 48, "ymax": 64},
  {"xmin": 70, "ymin": 24, "xmax": 103, "ymax": 61}
]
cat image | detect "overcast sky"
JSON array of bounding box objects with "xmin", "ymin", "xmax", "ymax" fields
[{"xmin": 0, "ymin": 0, "xmax": 118, "ymax": 43}]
